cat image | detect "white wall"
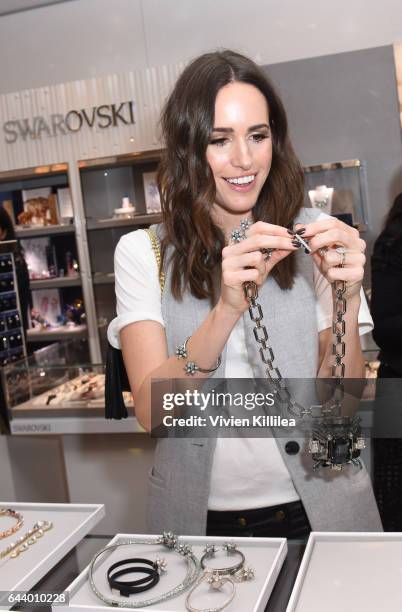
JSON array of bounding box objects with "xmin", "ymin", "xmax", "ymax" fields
[{"xmin": 0, "ymin": 0, "xmax": 402, "ymax": 94}]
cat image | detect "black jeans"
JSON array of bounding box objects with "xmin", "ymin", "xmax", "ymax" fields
[{"xmin": 206, "ymin": 500, "xmax": 311, "ymax": 539}]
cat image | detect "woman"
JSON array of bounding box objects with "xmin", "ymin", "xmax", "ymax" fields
[
  {"xmin": 371, "ymin": 193, "xmax": 402, "ymax": 530},
  {"xmin": 108, "ymin": 50, "xmax": 381, "ymax": 537}
]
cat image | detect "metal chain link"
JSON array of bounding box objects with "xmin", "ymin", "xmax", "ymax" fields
[
  {"xmin": 229, "ymin": 222, "xmax": 366, "ymax": 469},
  {"xmin": 331, "ymin": 278, "xmax": 347, "ymax": 410},
  {"xmin": 235, "ymin": 228, "xmax": 348, "ymax": 417},
  {"xmin": 243, "ymin": 280, "xmax": 311, "ymax": 417},
  {"xmin": 243, "ymin": 276, "xmax": 347, "ymax": 417}
]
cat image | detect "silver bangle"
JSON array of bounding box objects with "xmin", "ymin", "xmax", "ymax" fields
[
  {"xmin": 88, "ymin": 532, "xmax": 200, "ymax": 609},
  {"xmin": 200, "ymin": 542, "xmax": 245, "ymax": 576},
  {"xmin": 176, "ymin": 337, "xmax": 222, "ymax": 376},
  {"xmin": 185, "ymin": 571, "xmax": 236, "ymax": 612}
]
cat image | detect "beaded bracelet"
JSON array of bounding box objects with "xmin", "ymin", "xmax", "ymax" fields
[
  {"xmin": 0, "ymin": 521, "xmax": 53, "ymax": 559},
  {"xmin": 0, "ymin": 508, "xmax": 23, "ymax": 539},
  {"xmin": 88, "ymin": 532, "xmax": 200, "ymax": 609}
]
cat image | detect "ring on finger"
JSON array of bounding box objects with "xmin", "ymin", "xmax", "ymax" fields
[
  {"xmin": 318, "ymin": 247, "xmax": 328, "ymax": 257},
  {"xmin": 260, "ymin": 248, "xmax": 275, "ymax": 261},
  {"xmin": 335, "ymin": 246, "xmax": 347, "ymax": 267}
]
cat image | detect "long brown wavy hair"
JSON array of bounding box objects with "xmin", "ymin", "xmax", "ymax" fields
[{"xmin": 157, "ymin": 50, "xmax": 305, "ymax": 303}]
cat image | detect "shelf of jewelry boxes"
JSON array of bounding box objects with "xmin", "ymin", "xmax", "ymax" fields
[{"xmin": 6, "ymin": 361, "xmax": 141, "ymax": 435}]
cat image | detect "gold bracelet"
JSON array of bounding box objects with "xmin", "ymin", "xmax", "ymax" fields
[
  {"xmin": 0, "ymin": 508, "xmax": 23, "ymax": 539},
  {"xmin": 0, "ymin": 520, "xmax": 52, "ymax": 559}
]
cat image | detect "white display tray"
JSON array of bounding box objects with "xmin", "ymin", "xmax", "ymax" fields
[
  {"xmin": 286, "ymin": 532, "xmax": 402, "ymax": 611},
  {"xmin": 58, "ymin": 533, "xmax": 287, "ymax": 612},
  {"xmin": 0, "ymin": 502, "xmax": 105, "ymax": 610}
]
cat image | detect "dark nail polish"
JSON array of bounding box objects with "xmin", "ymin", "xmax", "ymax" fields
[
  {"xmin": 304, "ymin": 248, "xmax": 310, "ymax": 254},
  {"xmin": 298, "ymin": 228, "xmax": 306, "ymax": 235},
  {"xmin": 291, "ymin": 239, "xmax": 301, "ymax": 248},
  {"xmin": 287, "ymin": 229, "xmax": 295, "ymax": 236}
]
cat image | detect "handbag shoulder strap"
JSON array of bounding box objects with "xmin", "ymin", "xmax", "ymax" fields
[{"xmin": 144, "ymin": 227, "xmax": 165, "ymax": 293}]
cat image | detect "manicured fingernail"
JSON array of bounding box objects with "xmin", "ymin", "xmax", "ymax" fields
[
  {"xmin": 298, "ymin": 228, "xmax": 306, "ymax": 235},
  {"xmin": 287, "ymin": 229, "xmax": 295, "ymax": 236},
  {"xmin": 291, "ymin": 239, "xmax": 301, "ymax": 248}
]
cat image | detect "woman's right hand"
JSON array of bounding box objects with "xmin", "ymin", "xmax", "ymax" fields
[{"xmin": 219, "ymin": 221, "xmax": 299, "ymax": 314}]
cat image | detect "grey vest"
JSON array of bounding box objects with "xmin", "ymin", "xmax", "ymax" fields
[{"xmin": 146, "ymin": 209, "xmax": 382, "ymax": 534}]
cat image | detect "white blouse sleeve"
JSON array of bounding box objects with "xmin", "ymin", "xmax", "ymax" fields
[{"xmin": 107, "ymin": 229, "xmax": 164, "ymax": 349}]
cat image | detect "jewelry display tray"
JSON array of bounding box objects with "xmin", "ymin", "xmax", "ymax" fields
[
  {"xmin": 57, "ymin": 533, "xmax": 287, "ymax": 612},
  {"xmin": 286, "ymin": 532, "xmax": 402, "ymax": 612},
  {"xmin": 0, "ymin": 501, "xmax": 105, "ymax": 610}
]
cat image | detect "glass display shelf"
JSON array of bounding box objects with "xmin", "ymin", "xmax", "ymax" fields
[
  {"xmin": 86, "ymin": 213, "xmax": 161, "ymax": 230},
  {"xmin": 30, "ymin": 276, "xmax": 82, "ymax": 289},
  {"xmin": 2, "ymin": 340, "xmax": 140, "ymax": 435},
  {"xmin": 15, "ymin": 223, "xmax": 76, "ymax": 238},
  {"xmin": 303, "ymin": 158, "xmax": 369, "ymax": 230},
  {"xmin": 27, "ymin": 324, "xmax": 88, "ymax": 343},
  {"xmin": 79, "ymin": 150, "xmax": 163, "ymax": 362}
]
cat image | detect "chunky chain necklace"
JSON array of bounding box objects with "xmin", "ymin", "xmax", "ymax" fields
[{"xmin": 231, "ymin": 220, "xmax": 365, "ymax": 470}]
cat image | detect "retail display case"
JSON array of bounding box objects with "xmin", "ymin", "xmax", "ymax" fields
[
  {"xmin": 303, "ymin": 158, "xmax": 369, "ymax": 231},
  {"xmin": 1, "ymin": 339, "xmax": 140, "ymax": 434},
  {"xmin": 78, "ymin": 151, "xmax": 162, "ymax": 359},
  {"xmin": 0, "ymin": 240, "xmax": 27, "ymax": 366},
  {"xmin": 0, "ymin": 164, "xmax": 89, "ymax": 351}
]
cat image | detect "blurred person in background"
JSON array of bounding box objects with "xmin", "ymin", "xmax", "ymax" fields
[
  {"xmin": 371, "ymin": 193, "xmax": 402, "ymax": 377},
  {"xmin": 371, "ymin": 193, "xmax": 402, "ymax": 530}
]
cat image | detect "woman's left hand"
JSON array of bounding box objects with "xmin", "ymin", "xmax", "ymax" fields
[{"xmin": 295, "ymin": 218, "xmax": 366, "ymax": 299}]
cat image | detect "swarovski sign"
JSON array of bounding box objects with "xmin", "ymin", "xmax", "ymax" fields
[{"xmin": 3, "ymin": 100, "xmax": 135, "ymax": 144}]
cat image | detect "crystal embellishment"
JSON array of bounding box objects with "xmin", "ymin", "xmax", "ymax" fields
[
  {"xmin": 235, "ymin": 566, "xmax": 255, "ymax": 582},
  {"xmin": 155, "ymin": 557, "xmax": 167, "ymax": 573},
  {"xmin": 175, "ymin": 343, "xmax": 187, "ymax": 359},
  {"xmin": 240, "ymin": 218, "xmax": 252, "ymax": 231},
  {"xmin": 206, "ymin": 571, "xmax": 223, "ymax": 589},
  {"xmin": 223, "ymin": 541, "xmax": 237, "ymax": 554},
  {"xmin": 160, "ymin": 531, "xmax": 178, "ymax": 549},
  {"xmin": 184, "ymin": 362, "xmax": 198, "ymax": 376},
  {"xmin": 203, "ymin": 543, "xmax": 217, "ymax": 558},
  {"xmin": 230, "ymin": 228, "xmax": 244, "ymax": 243},
  {"xmin": 177, "ymin": 543, "xmax": 193, "ymax": 556}
]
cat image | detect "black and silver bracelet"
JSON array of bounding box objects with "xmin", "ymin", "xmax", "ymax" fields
[
  {"xmin": 107, "ymin": 557, "xmax": 165, "ymax": 596},
  {"xmin": 176, "ymin": 337, "xmax": 221, "ymax": 376}
]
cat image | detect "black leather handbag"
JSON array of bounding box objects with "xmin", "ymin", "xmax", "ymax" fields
[{"xmin": 104, "ymin": 228, "xmax": 164, "ymax": 420}]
